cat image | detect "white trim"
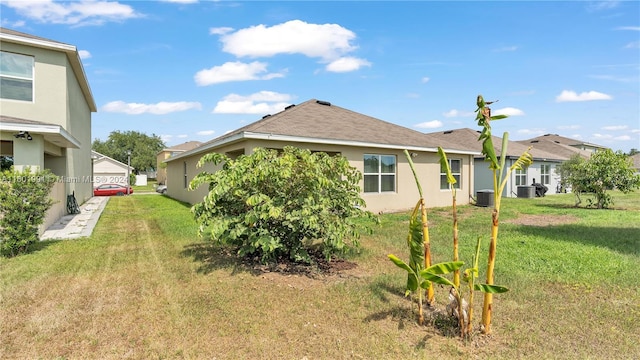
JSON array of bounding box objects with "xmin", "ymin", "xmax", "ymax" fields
[
  {"xmin": 165, "ymin": 131, "xmax": 481, "ymax": 163},
  {"xmin": 0, "ymin": 122, "xmax": 81, "ymax": 148}
]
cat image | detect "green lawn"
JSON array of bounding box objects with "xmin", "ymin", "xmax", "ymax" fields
[{"xmin": 1, "ymin": 191, "xmax": 639, "ymax": 359}]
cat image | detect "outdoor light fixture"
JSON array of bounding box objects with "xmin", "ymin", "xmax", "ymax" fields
[{"xmin": 14, "ymin": 131, "xmax": 33, "ymax": 141}]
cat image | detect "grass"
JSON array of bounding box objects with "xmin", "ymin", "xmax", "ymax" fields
[
  {"xmin": 1, "ymin": 191, "xmax": 639, "ymax": 359},
  {"xmin": 132, "ymin": 179, "xmax": 157, "ymax": 192}
]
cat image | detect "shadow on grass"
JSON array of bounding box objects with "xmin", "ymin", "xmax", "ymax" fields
[
  {"xmin": 1, "ymin": 239, "xmax": 63, "ymax": 258},
  {"xmin": 515, "ymin": 224, "xmax": 639, "ymax": 256},
  {"xmin": 180, "ymin": 242, "xmax": 250, "ymax": 275},
  {"xmin": 368, "ymin": 277, "xmax": 407, "ymax": 303}
]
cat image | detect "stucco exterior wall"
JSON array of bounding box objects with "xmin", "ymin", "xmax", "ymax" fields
[
  {"xmin": 165, "ymin": 140, "xmax": 474, "ymax": 213},
  {"xmin": 65, "ymin": 56, "xmax": 93, "ymax": 204}
]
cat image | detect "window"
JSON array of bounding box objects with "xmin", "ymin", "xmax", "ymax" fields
[
  {"xmin": 515, "ymin": 167, "xmax": 527, "ymax": 186},
  {"xmin": 440, "ymin": 158, "xmax": 462, "ymax": 190},
  {"xmin": 540, "ymin": 164, "xmax": 550, "ymax": 185},
  {"xmin": 0, "ymin": 51, "xmax": 34, "ymax": 101},
  {"xmin": 363, "ymin": 154, "xmax": 396, "ymax": 193},
  {"xmin": 183, "ymin": 161, "xmax": 188, "ymax": 188}
]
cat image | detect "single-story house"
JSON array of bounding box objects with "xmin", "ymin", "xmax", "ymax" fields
[
  {"xmin": 425, "ymin": 128, "xmax": 570, "ymax": 197},
  {"xmin": 518, "ymin": 134, "xmax": 607, "ymax": 155},
  {"xmin": 0, "ymin": 28, "xmax": 96, "ymax": 232},
  {"xmin": 630, "ymin": 153, "xmax": 640, "ymax": 175},
  {"xmin": 164, "ymin": 99, "xmax": 480, "ymax": 213},
  {"xmin": 156, "ymin": 141, "xmax": 202, "ymax": 185},
  {"xmin": 91, "ymin": 150, "xmax": 134, "ymax": 187}
]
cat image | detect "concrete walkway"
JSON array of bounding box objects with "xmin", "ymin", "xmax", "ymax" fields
[{"xmin": 40, "ymin": 196, "xmax": 110, "ymax": 240}]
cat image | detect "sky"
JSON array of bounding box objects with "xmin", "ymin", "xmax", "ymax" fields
[{"xmin": 1, "ymin": 0, "xmax": 639, "ymax": 152}]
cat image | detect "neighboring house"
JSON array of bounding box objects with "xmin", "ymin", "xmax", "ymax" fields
[
  {"xmin": 163, "ymin": 99, "xmax": 480, "ymax": 213},
  {"xmin": 91, "ymin": 150, "xmax": 134, "ymax": 187},
  {"xmin": 631, "ymin": 153, "xmax": 640, "ymax": 174},
  {"xmin": 425, "ymin": 128, "xmax": 568, "ymax": 198},
  {"xmin": 519, "ymin": 134, "xmax": 607, "ymax": 155},
  {"xmin": 156, "ymin": 140, "xmax": 201, "ymax": 185},
  {"xmin": 0, "ymin": 28, "xmax": 96, "ymax": 232}
]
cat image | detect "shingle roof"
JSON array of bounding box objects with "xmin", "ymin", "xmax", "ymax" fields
[
  {"xmin": 169, "ymin": 99, "xmax": 476, "ymax": 162},
  {"xmin": 161, "ymin": 141, "xmax": 202, "ymax": 152},
  {"xmin": 517, "ymin": 138, "xmax": 592, "ymax": 160},
  {"xmin": 425, "ymin": 128, "xmax": 566, "ymax": 161},
  {"xmin": 0, "ymin": 27, "xmax": 70, "ymax": 46},
  {"xmin": 521, "ymin": 134, "xmax": 607, "ymax": 150}
]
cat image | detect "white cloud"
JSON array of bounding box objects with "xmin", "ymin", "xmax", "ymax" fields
[
  {"xmin": 177, "ymin": 134, "xmax": 188, "ymax": 138},
  {"xmin": 160, "ymin": 134, "xmax": 173, "ymax": 143},
  {"xmin": 209, "ymin": 26, "xmax": 234, "ymax": 35},
  {"xmin": 625, "ymin": 41, "xmax": 640, "ymax": 49},
  {"xmin": 197, "ymin": 130, "xmax": 215, "ymax": 136},
  {"xmin": 557, "ymin": 125, "xmax": 581, "ymax": 130},
  {"xmin": 78, "ymin": 49, "xmax": 91, "ymax": 59},
  {"xmin": 592, "ymin": 133, "xmax": 613, "ymax": 139},
  {"xmin": 421, "ymin": 77, "xmax": 430, "ymax": 83},
  {"xmin": 632, "ymin": 129, "xmax": 640, "ymax": 133},
  {"xmin": 160, "ymin": 0, "xmax": 198, "ymax": 3},
  {"xmin": 213, "ymin": 91, "xmax": 294, "ymax": 114},
  {"xmin": 325, "ymin": 57, "xmax": 371, "ymax": 73},
  {"xmin": 555, "ymin": 90, "xmax": 612, "ymax": 102},
  {"xmin": 3, "ymin": 0, "xmax": 141, "ymax": 26},
  {"xmin": 589, "ymin": 74, "xmax": 638, "ymax": 82},
  {"xmin": 615, "ymin": 26, "xmax": 640, "ymax": 31},
  {"xmin": 194, "ymin": 61, "xmax": 285, "ymax": 86},
  {"xmin": 614, "ymin": 135, "xmax": 631, "ymax": 140},
  {"xmin": 587, "ymin": 1, "xmax": 620, "ymax": 12},
  {"xmin": 443, "ymin": 109, "xmax": 474, "ymax": 118},
  {"xmin": 602, "ymin": 125, "xmax": 628, "ymax": 130},
  {"xmin": 218, "ymin": 20, "xmax": 365, "ymax": 63},
  {"xmin": 102, "ymin": 100, "xmax": 202, "ymax": 115},
  {"xmin": 493, "ymin": 107, "xmax": 525, "ymax": 116},
  {"xmin": 517, "ymin": 128, "xmax": 545, "ymax": 136},
  {"xmin": 415, "ymin": 120, "xmax": 443, "ymax": 129}
]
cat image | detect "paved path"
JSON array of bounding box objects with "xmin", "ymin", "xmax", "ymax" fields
[{"xmin": 40, "ymin": 196, "xmax": 110, "ymax": 240}]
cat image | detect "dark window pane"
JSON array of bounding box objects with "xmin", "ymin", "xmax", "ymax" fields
[
  {"xmin": 440, "ymin": 175, "xmax": 449, "ymax": 189},
  {"xmin": 381, "ymin": 175, "xmax": 395, "ymax": 192},
  {"xmin": 381, "ymin": 155, "xmax": 395, "ymax": 173},
  {"xmin": 364, "ymin": 175, "xmax": 378, "ymax": 193},
  {"xmin": 364, "ymin": 155, "xmax": 378, "ymax": 173},
  {"xmin": 450, "ymin": 159, "xmax": 461, "ymax": 173},
  {"xmin": 0, "ymin": 77, "xmax": 32, "ymax": 101}
]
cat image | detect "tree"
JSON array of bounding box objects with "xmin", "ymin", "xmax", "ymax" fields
[
  {"xmin": 92, "ymin": 130, "xmax": 164, "ymax": 173},
  {"xmin": 189, "ymin": 146, "xmax": 372, "ymax": 264},
  {"xmin": 559, "ymin": 149, "xmax": 640, "ymax": 208},
  {"xmin": 1, "ymin": 167, "xmax": 56, "ymax": 257}
]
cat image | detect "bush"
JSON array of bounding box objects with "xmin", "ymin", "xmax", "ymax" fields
[
  {"xmin": 190, "ymin": 146, "xmax": 372, "ymax": 264},
  {"xmin": 0, "ymin": 167, "xmax": 57, "ymax": 257}
]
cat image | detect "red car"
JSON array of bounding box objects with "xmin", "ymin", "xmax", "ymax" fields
[{"xmin": 93, "ymin": 183, "xmax": 134, "ymax": 196}]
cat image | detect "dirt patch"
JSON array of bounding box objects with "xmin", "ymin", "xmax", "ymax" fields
[{"xmin": 504, "ymin": 214, "xmax": 579, "ymax": 226}]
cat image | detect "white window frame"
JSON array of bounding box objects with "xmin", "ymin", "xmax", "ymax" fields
[
  {"xmin": 0, "ymin": 51, "xmax": 34, "ymax": 102},
  {"xmin": 363, "ymin": 154, "xmax": 396, "ymax": 193},
  {"xmin": 515, "ymin": 167, "xmax": 528, "ymax": 186},
  {"xmin": 440, "ymin": 158, "xmax": 462, "ymax": 190},
  {"xmin": 540, "ymin": 164, "xmax": 551, "ymax": 185}
]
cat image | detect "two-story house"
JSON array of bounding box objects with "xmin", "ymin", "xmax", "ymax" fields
[{"xmin": 0, "ymin": 28, "xmax": 96, "ymax": 231}]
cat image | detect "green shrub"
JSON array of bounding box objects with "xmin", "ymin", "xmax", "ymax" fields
[
  {"xmin": 0, "ymin": 167, "xmax": 57, "ymax": 257},
  {"xmin": 190, "ymin": 146, "xmax": 372, "ymax": 264}
]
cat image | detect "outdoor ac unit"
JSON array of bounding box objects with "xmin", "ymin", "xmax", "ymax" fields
[{"xmin": 476, "ymin": 190, "xmax": 494, "ymax": 207}]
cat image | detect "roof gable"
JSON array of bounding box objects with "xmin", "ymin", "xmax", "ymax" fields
[
  {"xmin": 426, "ymin": 128, "xmax": 566, "ymax": 161},
  {"xmin": 0, "ymin": 27, "xmax": 96, "ymax": 112},
  {"xmin": 168, "ymin": 99, "xmax": 479, "ymax": 162}
]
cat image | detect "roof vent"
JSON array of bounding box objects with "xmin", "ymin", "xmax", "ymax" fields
[
  {"xmin": 443, "ymin": 130, "xmax": 453, "ymax": 134},
  {"xmin": 262, "ymin": 114, "xmax": 271, "ymax": 119},
  {"xmin": 554, "ymin": 141, "xmax": 560, "ymax": 144},
  {"xmin": 531, "ymin": 140, "xmax": 539, "ymax": 143},
  {"xmin": 316, "ymin": 100, "xmax": 331, "ymax": 106},
  {"xmin": 284, "ymin": 104, "xmax": 295, "ymax": 110}
]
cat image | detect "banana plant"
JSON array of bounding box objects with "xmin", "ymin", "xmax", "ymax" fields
[
  {"xmin": 388, "ymin": 251, "xmax": 463, "ymax": 325},
  {"xmin": 438, "ymin": 147, "xmax": 460, "ymax": 288},
  {"xmin": 475, "ymin": 95, "xmax": 532, "ymax": 334}
]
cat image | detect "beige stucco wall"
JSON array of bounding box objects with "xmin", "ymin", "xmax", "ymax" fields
[
  {"xmin": 165, "ymin": 140, "xmax": 474, "ymax": 214},
  {"xmin": 1, "ymin": 41, "xmax": 93, "ymax": 226},
  {"xmin": 156, "ymin": 151, "xmax": 170, "ymax": 185}
]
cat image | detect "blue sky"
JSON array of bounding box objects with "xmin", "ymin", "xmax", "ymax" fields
[{"xmin": 2, "ymin": 0, "xmax": 639, "ymax": 152}]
